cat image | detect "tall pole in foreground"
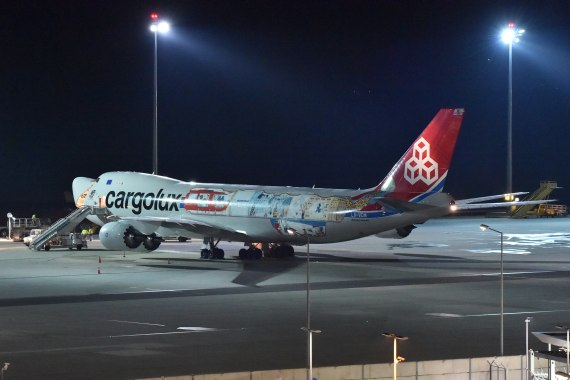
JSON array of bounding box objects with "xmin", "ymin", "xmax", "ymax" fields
[
  {"xmin": 480, "ymin": 224, "xmax": 504, "ymax": 356},
  {"xmin": 287, "ymin": 228, "xmax": 319, "ymax": 380},
  {"xmin": 306, "ymin": 232, "xmax": 311, "ymax": 380},
  {"xmin": 382, "ymin": 332, "xmax": 408, "ymax": 380},
  {"xmin": 500, "ymin": 22, "xmax": 525, "ymax": 197},
  {"xmin": 525, "ymin": 317, "xmax": 532, "ymax": 380},
  {"xmin": 507, "ymin": 40, "xmax": 512, "ymax": 195},
  {"xmin": 149, "ymin": 13, "xmax": 170, "ymax": 175}
]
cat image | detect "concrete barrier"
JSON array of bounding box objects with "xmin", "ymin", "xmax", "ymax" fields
[{"xmin": 139, "ymin": 355, "xmax": 526, "ymax": 380}]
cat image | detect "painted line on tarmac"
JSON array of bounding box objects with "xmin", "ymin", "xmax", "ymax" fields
[
  {"xmin": 108, "ymin": 327, "xmax": 221, "ymax": 338},
  {"xmin": 427, "ymin": 309, "xmax": 570, "ymax": 318},
  {"xmin": 177, "ymin": 327, "xmax": 220, "ymax": 332},
  {"xmin": 121, "ymin": 289, "xmax": 180, "ymax": 294},
  {"xmin": 462, "ymin": 309, "xmax": 570, "ymax": 317},
  {"xmin": 462, "ymin": 270, "xmax": 556, "ymax": 277},
  {"xmin": 107, "ymin": 319, "xmax": 166, "ymax": 327},
  {"xmin": 109, "ymin": 331, "xmax": 196, "ymax": 338}
]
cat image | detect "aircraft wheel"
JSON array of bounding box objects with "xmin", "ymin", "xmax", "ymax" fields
[
  {"xmin": 252, "ymin": 248, "xmax": 262, "ymax": 260},
  {"xmin": 44, "ymin": 245, "xmax": 51, "ymax": 251},
  {"xmin": 284, "ymin": 244, "xmax": 295, "ymax": 256},
  {"xmin": 200, "ymin": 249, "xmax": 210, "ymax": 259},
  {"xmin": 239, "ymin": 248, "xmax": 247, "ymax": 259},
  {"xmin": 178, "ymin": 237, "xmax": 188, "ymax": 242},
  {"xmin": 213, "ymin": 248, "xmax": 224, "ymax": 259},
  {"xmin": 77, "ymin": 245, "xmax": 83, "ymax": 251}
]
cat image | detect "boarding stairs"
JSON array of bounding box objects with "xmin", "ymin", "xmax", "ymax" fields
[
  {"xmin": 510, "ymin": 180, "xmax": 560, "ymax": 219},
  {"xmin": 29, "ymin": 206, "xmax": 93, "ymax": 251}
]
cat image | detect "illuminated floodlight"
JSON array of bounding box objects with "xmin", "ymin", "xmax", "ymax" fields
[
  {"xmin": 501, "ymin": 28, "xmax": 516, "ymax": 44},
  {"xmin": 150, "ymin": 21, "xmax": 170, "ymax": 33},
  {"xmin": 149, "ymin": 13, "xmax": 170, "ymax": 34},
  {"xmin": 501, "ymin": 23, "xmax": 525, "ymax": 45},
  {"xmin": 157, "ymin": 21, "xmax": 170, "ymax": 33}
]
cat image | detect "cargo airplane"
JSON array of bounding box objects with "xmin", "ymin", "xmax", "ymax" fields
[{"xmin": 72, "ymin": 108, "xmax": 543, "ymax": 259}]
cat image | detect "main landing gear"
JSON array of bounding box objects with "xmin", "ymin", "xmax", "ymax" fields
[
  {"xmin": 200, "ymin": 239, "xmax": 296, "ymax": 260},
  {"xmin": 238, "ymin": 243, "xmax": 295, "ymax": 260},
  {"xmin": 200, "ymin": 237, "xmax": 225, "ymax": 259},
  {"xmin": 238, "ymin": 246, "xmax": 263, "ymax": 260}
]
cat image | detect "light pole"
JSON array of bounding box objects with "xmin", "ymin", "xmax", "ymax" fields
[
  {"xmin": 525, "ymin": 317, "xmax": 532, "ymax": 380},
  {"xmin": 301, "ymin": 326, "xmax": 321, "ymax": 380},
  {"xmin": 480, "ymin": 223, "xmax": 504, "ymax": 356},
  {"xmin": 149, "ymin": 13, "xmax": 170, "ymax": 175},
  {"xmin": 287, "ymin": 228, "xmax": 313, "ymax": 380},
  {"xmin": 382, "ymin": 332, "xmax": 408, "ymax": 380},
  {"xmin": 500, "ymin": 22, "xmax": 525, "ymax": 196},
  {"xmin": 6, "ymin": 213, "xmax": 13, "ymax": 240},
  {"xmin": 556, "ymin": 325, "xmax": 570, "ymax": 378},
  {"xmin": 1, "ymin": 363, "xmax": 10, "ymax": 380}
]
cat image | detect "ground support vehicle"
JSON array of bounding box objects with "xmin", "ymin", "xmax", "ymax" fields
[
  {"xmin": 23, "ymin": 229, "xmax": 44, "ymax": 246},
  {"xmin": 37, "ymin": 233, "xmax": 88, "ymax": 251},
  {"xmin": 535, "ymin": 203, "xmax": 567, "ymax": 217}
]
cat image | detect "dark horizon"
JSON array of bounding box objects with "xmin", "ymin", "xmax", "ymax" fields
[{"xmin": 2, "ymin": 1, "xmax": 569, "ymax": 219}]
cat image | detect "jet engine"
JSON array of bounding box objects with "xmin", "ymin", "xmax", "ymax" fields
[
  {"xmin": 374, "ymin": 225, "xmax": 416, "ymax": 239},
  {"xmin": 99, "ymin": 222, "xmax": 162, "ymax": 252}
]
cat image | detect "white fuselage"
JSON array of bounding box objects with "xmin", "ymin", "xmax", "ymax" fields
[{"xmin": 74, "ymin": 171, "xmax": 450, "ymax": 245}]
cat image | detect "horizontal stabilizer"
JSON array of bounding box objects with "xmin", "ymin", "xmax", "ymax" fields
[{"xmin": 373, "ymin": 192, "xmax": 452, "ymax": 212}]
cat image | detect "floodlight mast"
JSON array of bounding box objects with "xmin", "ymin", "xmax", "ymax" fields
[
  {"xmin": 500, "ymin": 22, "xmax": 525, "ymax": 198},
  {"xmin": 149, "ymin": 13, "xmax": 170, "ymax": 175}
]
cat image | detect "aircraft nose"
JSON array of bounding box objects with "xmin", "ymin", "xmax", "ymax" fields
[{"xmin": 72, "ymin": 177, "xmax": 94, "ymax": 207}]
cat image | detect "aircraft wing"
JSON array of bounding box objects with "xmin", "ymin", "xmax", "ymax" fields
[
  {"xmin": 453, "ymin": 194, "xmax": 555, "ymax": 211},
  {"xmin": 455, "ymin": 192, "xmax": 528, "ymax": 204},
  {"xmin": 120, "ymin": 215, "xmax": 249, "ymax": 239}
]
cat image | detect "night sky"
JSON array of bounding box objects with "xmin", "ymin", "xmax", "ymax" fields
[{"xmin": 2, "ymin": 1, "xmax": 570, "ymax": 218}]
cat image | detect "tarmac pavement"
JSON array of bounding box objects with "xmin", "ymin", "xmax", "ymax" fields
[{"xmin": 0, "ymin": 216, "xmax": 569, "ymax": 379}]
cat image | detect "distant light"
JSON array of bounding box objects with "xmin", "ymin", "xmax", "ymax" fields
[
  {"xmin": 504, "ymin": 193, "xmax": 515, "ymax": 201},
  {"xmin": 150, "ymin": 13, "xmax": 158, "ymax": 20}
]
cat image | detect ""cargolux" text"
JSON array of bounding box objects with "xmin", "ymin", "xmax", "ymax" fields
[{"xmin": 106, "ymin": 189, "xmax": 182, "ymax": 215}]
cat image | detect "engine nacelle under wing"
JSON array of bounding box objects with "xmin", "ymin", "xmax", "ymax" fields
[
  {"xmin": 99, "ymin": 221, "xmax": 162, "ymax": 252},
  {"xmin": 374, "ymin": 225, "xmax": 416, "ymax": 239}
]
